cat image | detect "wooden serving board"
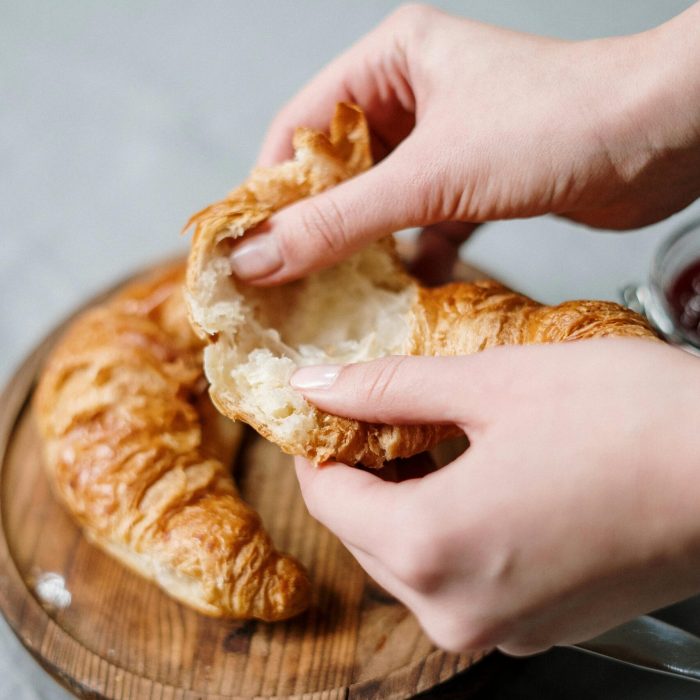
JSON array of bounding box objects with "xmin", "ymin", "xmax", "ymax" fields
[{"xmin": 0, "ymin": 259, "xmax": 488, "ymax": 700}]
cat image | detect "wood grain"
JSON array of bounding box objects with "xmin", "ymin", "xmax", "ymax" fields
[{"xmin": 0, "ymin": 259, "xmax": 489, "ymax": 699}]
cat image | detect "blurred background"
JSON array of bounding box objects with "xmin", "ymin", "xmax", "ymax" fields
[{"xmin": 1, "ymin": 1, "xmax": 699, "ymax": 698}]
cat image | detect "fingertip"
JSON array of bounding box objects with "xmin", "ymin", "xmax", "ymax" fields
[
  {"xmin": 294, "ymin": 457, "xmax": 356, "ymax": 487},
  {"xmin": 497, "ymin": 642, "xmax": 552, "ymax": 658},
  {"xmin": 255, "ymin": 115, "xmax": 298, "ymax": 168},
  {"xmin": 294, "ymin": 455, "xmax": 316, "ymax": 483},
  {"xmin": 290, "ymin": 365, "xmax": 340, "ymax": 391},
  {"xmin": 295, "ymin": 459, "xmax": 356, "ymax": 517},
  {"xmin": 294, "ymin": 455, "xmax": 314, "ymax": 469}
]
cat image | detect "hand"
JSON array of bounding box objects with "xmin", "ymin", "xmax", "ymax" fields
[
  {"xmin": 229, "ymin": 4, "xmax": 700, "ymax": 285},
  {"xmin": 290, "ymin": 339, "xmax": 700, "ymax": 654}
]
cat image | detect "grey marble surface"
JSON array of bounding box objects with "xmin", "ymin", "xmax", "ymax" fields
[{"xmin": 2, "ymin": 2, "xmax": 700, "ymax": 698}]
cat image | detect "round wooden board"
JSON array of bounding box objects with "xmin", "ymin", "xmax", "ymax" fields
[{"xmin": 0, "ymin": 260, "xmax": 488, "ymax": 700}]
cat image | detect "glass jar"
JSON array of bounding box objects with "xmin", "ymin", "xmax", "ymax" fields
[{"xmin": 622, "ymin": 219, "xmax": 700, "ymax": 356}]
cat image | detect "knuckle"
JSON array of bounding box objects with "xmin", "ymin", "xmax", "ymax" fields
[
  {"xmin": 389, "ymin": 505, "xmax": 445, "ymax": 592},
  {"xmin": 273, "ymin": 223, "xmax": 296, "ymax": 268},
  {"xmin": 422, "ymin": 614, "xmax": 495, "ymax": 654},
  {"xmin": 392, "ymin": 553, "xmax": 440, "ymax": 593},
  {"xmin": 424, "ymin": 612, "xmax": 491, "ymax": 654},
  {"xmin": 383, "ymin": 3, "xmax": 442, "ymax": 52},
  {"xmin": 387, "ymin": 3, "xmax": 436, "ymax": 30},
  {"xmin": 297, "ymin": 194, "xmax": 352, "ymax": 260},
  {"xmin": 390, "ymin": 143, "xmax": 461, "ymax": 223},
  {"xmin": 362, "ymin": 356, "xmax": 408, "ymax": 410}
]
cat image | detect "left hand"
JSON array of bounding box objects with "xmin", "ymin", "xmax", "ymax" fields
[{"xmin": 290, "ymin": 339, "xmax": 700, "ymax": 655}]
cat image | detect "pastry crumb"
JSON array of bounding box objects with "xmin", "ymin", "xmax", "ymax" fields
[{"xmin": 33, "ymin": 572, "xmax": 72, "ymax": 610}]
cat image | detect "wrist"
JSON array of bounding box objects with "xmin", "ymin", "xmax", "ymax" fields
[
  {"xmin": 569, "ymin": 12, "xmax": 700, "ymax": 224},
  {"xmin": 638, "ymin": 5, "xmax": 700, "ymax": 149},
  {"xmin": 589, "ymin": 34, "xmax": 688, "ymax": 162}
]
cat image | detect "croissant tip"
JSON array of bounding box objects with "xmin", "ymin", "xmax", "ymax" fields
[{"xmin": 261, "ymin": 559, "xmax": 312, "ymax": 622}]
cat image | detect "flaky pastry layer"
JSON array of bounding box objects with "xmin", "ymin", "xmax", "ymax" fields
[
  {"xmin": 35, "ymin": 262, "xmax": 310, "ymax": 620},
  {"xmin": 186, "ymin": 104, "xmax": 656, "ymax": 469}
]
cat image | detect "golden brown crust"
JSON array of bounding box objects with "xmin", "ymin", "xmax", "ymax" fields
[
  {"xmin": 186, "ymin": 103, "xmax": 436, "ymax": 469},
  {"xmin": 186, "ymin": 104, "xmax": 657, "ymax": 470},
  {"xmin": 34, "ymin": 261, "xmax": 310, "ymax": 621},
  {"xmin": 411, "ymin": 281, "xmax": 655, "ymax": 355},
  {"xmin": 184, "ymin": 102, "xmax": 375, "ymax": 303}
]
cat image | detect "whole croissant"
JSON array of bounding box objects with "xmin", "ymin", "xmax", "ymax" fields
[
  {"xmin": 185, "ymin": 104, "xmax": 656, "ymax": 469},
  {"xmin": 34, "ymin": 262, "xmax": 310, "ymax": 621}
]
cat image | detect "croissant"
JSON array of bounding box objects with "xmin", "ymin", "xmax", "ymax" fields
[
  {"xmin": 185, "ymin": 103, "xmax": 656, "ymax": 469},
  {"xmin": 34, "ymin": 262, "xmax": 310, "ymax": 621}
]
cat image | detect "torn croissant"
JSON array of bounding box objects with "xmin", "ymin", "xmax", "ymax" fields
[
  {"xmin": 34, "ymin": 262, "xmax": 310, "ymax": 621},
  {"xmin": 185, "ymin": 103, "xmax": 657, "ymax": 469}
]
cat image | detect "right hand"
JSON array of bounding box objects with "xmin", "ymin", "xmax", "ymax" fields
[
  {"xmin": 290, "ymin": 339, "xmax": 700, "ymax": 655},
  {"xmin": 228, "ymin": 3, "xmax": 700, "ymax": 285}
]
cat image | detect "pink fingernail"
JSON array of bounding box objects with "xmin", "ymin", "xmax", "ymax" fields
[
  {"xmin": 291, "ymin": 366, "xmax": 340, "ymax": 390},
  {"xmin": 229, "ymin": 234, "xmax": 282, "ymax": 280}
]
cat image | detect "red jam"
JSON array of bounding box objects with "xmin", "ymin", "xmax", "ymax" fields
[{"xmin": 666, "ymin": 259, "xmax": 700, "ymax": 342}]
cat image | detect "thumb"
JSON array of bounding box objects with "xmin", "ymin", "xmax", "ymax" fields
[
  {"xmin": 290, "ymin": 354, "xmax": 493, "ymax": 430},
  {"xmin": 228, "ymin": 143, "xmax": 430, "ymax": 285},
  {"xmin": 294, "ymin": 457, "xmax": 402, "ymax": 555}
]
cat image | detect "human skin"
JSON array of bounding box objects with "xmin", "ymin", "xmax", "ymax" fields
[
  {"xmin": 290, "ymin": 341, "xmax": 700, "ymax": 654},
  {"xmin": 228, "ymin": 4, "xmax": 700, "ymax": 653},
  {"xmin": 229, "ymin": 3, "xmax": 700, "ymax": 285}
]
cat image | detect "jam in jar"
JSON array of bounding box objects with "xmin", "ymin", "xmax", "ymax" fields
[{"xmin": 666, "ymin": 259, "xmax": 700, "ymax": 344}]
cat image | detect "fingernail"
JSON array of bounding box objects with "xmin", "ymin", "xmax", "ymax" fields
[
  {"xmin": 290, "ymin": 365, "xmax": 340, "ymax": 390},
  {"xmin": 229, "ymin": 234, "xmax": 282, "ymax": 280}
]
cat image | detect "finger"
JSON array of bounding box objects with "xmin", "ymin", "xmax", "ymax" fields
[
  {"xmin": 498, "ymin": 641, "xmax": 552, "ymax": 657},
  {"xmin": 230, "ymin": 141, "xmax": 430, "ymax": 284},
  {"xmin": 291, "ymin": 354, "xmax": 494, "ymax": 428},
  {"xmin": 295, "ymin": 457, "xmax": 413, "ymax": 557},
  {"xmin": 348, "ymin": 539, "xmax": 486, "ymax": 656},
  {"xmin": 408, "ymin": 222, "xmax": 480, "ymax": 287},
  {"xmin": 343, "ymin": 540, "xmax": 422, "ymax": 609},
  {"xmin": 256, "ymin": 8, "xmax": 419, "ymax": 167}
]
